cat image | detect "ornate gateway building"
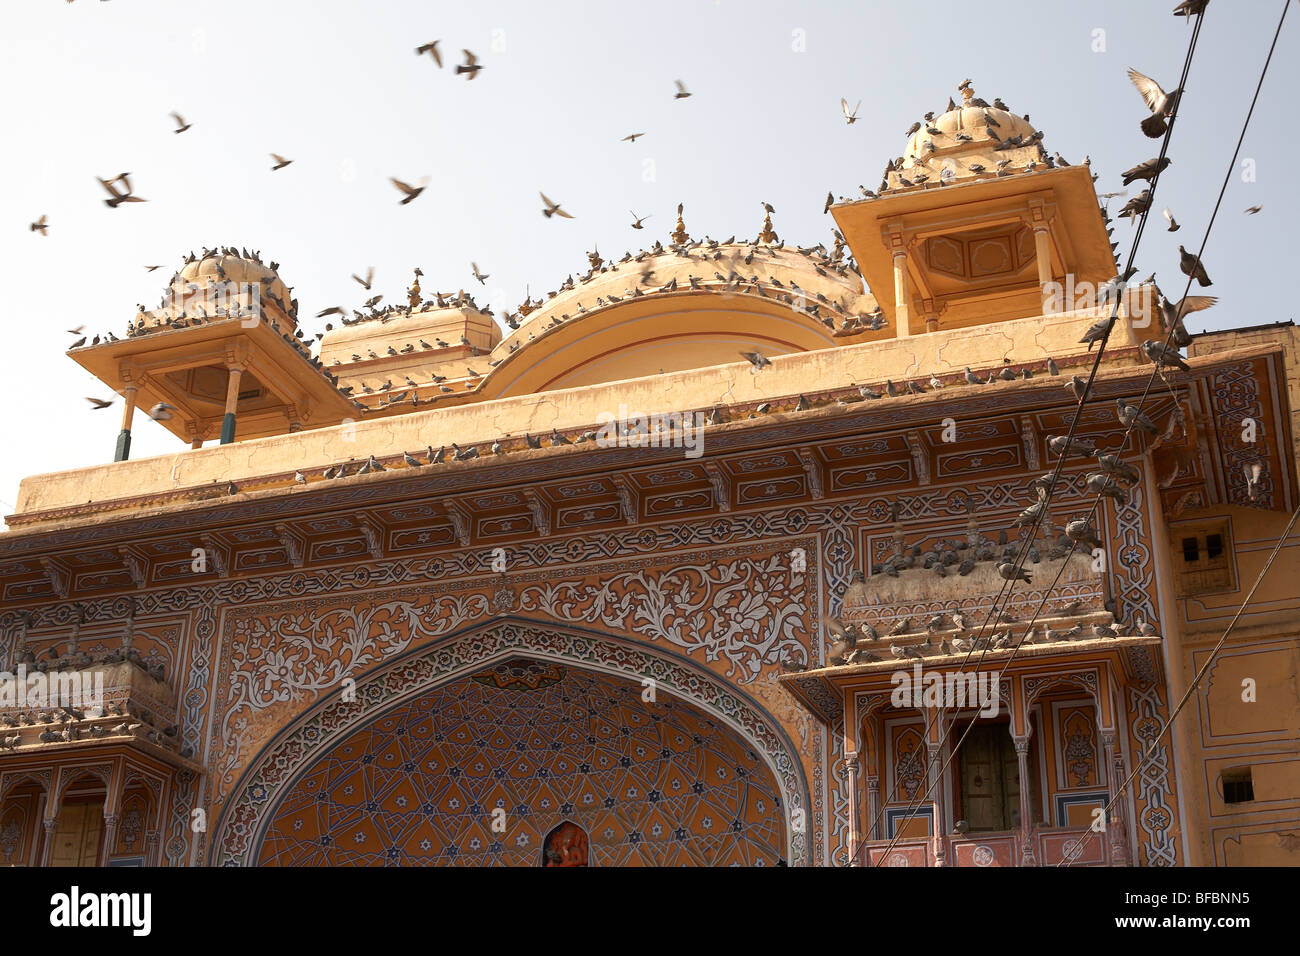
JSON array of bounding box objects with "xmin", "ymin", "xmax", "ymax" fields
[{"xmin": 2, "ymin": 89, "xmax": 1298, "ymax": 867}]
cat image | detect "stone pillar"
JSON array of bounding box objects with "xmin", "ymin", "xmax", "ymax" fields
[
  {"xmin": 1014, "ymin": 735, "xmax": 1038, "ymax": 866},
  {"xmin": 928, "ymin": 738, "xmax": 947, "ymax": 866},
  {"xmin": 921, "ymin": 298, "xmax": 940, "ymax": 334},
  {"xmin": 1032, "ymin": 224, "xmax": 1054, "ymax": 313},
  {"xmin": 1102, "ymin": 731, "xmax": 1131, "ymax": 866},
  {"xmin": 220, "ymin": 365, "xmax": 244, "ymax": 444},
  {"xmin": 845, "ymin": 753, "xmax": 860, "ymax": 866},
  {"xmin": 101, "ymin": 813, "xmax": 119, "ymax": 866},
  {"xmin": 116, "ymin": 384, "xmax": 138, "ymax": 462},
  {"xmin": 892, "ymin": 249, "xmax": 911, "ymax": 338},
  {"xmin": 867, "ymin": 776, "xmax": 881, "ymax": 843},
  {"xmin": 145, "ymin": 829, "xmax": 161, "ymax": 867},
  {"xmin": 40, "ymin": 818, "xmax": 57, "ymax": 867}
]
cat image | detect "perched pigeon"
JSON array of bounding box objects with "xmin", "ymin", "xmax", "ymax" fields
[
  {"xmin": 1142, "ymin": 339, "xmax": 1190, "ymax": 372},
  {"xmin": 1117, "ymin": 397, "xmax": 1159, "ymax": 435},
  {"xmin": 997, "ymin": 561, "xmax": 1031, "ymax": 583}
]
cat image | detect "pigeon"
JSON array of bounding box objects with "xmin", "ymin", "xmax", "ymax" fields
[
  {"xmin": 1127, "ymin": 68, "xmax": 1182, "ymax": 138},
  {"xmin": 1162, "ymin": 208, "xmax": 1180, "ymax": 232},
  {"xmin": 1137, "ymin": 619, "xmax": 1159, "ymax": 637},
  {"xmin": 1120, "ymin": 157, "xmax": 1171, "ymax": 185},
  {"xmin": 1142, "ymin": 339, "xmax": 1190, "ymax": 372},
  {"xmin": 455, "ymin": 49, "xmax": 483, "ymax": 79},
  {"xmin": 841, "ymin": 97, "xmax": 860, "ymax": 124},
  {"xmin": 1066, "ymin": 375, "xmax": 1088, "ymax": 404},
  {"xmin": 1065, "ymin": 518, "xmax": 1104, "ymax": 550},
  {"xmin": 1079, "ymin": 317, "xmax": 1113, "ymax": 351},
  {"xmin": 1097, "ymin": 453, "xmax": 1140, "ymax": 485},
  {"xmin": 540, "ymin": 191, "xmax": 575, "ymax": 219},
  {"xmin": 1085, "ymin": 472, "xmax": 1128, "ymax": 505},
  {"xmin": 1046, "ymin": 357, "xmax": 1060, "ymax": 376},
  {"xmin": 415, "ymin": 40, "xmax": 443, "ymax": 66},
  {"xmin": 147, "ymin": 402, "xmax": 175, "ymax": 422},
  {"xmin": 269, "ymin": 153, "xmax": 293, "ymax": 171},
  {"xmin": 673, "ymin": 80, "xmax": 692, "ymax": 99},
  {"xmin": 887, "ymin": 617, "xmax": 911, "ymax": 637},
  {"xmin": 1048, "ymin": 435, "xmax": 1097, "ymax": 458},
  {"xmin": 1117, "ymin": 397, "xmax": 1159, "ymax": 435},
  {"xmin": 293, "ymin": 470, "xmax": 306, "ymax": 485},
  {"xmin": 1179, "ymin": 245, "xmax": 1212, "ymax": 286},
  {"xmin": 1244, "ymin": 205, "xmax": 1262, "ymax": 215},
  {"xmin": 85, "ymin": 396, "xmax": 113, "ymax": 409},
  {"xmin": 621, "ymin": 132, "xmax": 645, "ymax": 143},
  {"xmin": 1119, "ymin": 189, "xmax": 1152, "ymax": 224},
  {"xmin": 1173, "ymin": 0, "xmax": 1209, "ymax": 19},
  {"xmin": 740, "ymin": 350, "xmax": 771, "ymax": 370},
  {"xmin": 471, "ymin": 262, "xmax": 489, "ymax": 285},
  {"xmin": 169, "ymin": 111, "xmax": 192, "ymax": 133},
  {"xmin": 391, "ymin": 177, "xmax": 428, "ymax": 205},
  {"xmin": 97, "ymin": 173, "xmax": 147, "ymax": 207},
  {"xmin": 997, "ymin": 561, "xmax": 1031, "ymax": 583},
  {"xmin": 1014, "ymin": 495, "xmax": 1050, "ymax": 529},
  {"xmin": 629, "ymin": 210, "xmax": 651, "ymax": 229}
]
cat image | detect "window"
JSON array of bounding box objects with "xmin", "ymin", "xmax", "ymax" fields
[
  {"xmin": 1172, "ymin": 519, "xmax": 1235, "ymax": 596},
  {"xmin": 958, "ymin": 723, "xmax": 1036, "ymax": 832},
  {"xmin": 1221, "ymin": 766, "xmax": 1254, "ymax": 804}
]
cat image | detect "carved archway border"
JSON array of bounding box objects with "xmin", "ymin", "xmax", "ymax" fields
[{"xmin": 210, "ymin": 616, "xmax": 813, "ymax": 866}]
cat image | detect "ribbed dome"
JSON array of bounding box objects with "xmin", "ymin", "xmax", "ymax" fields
[
  {"xmin": 906, "ymin": 104, "xmax": 1038, "ymax": 160},
  {"xmin": 179, "ymin": 252, "xmax": 292, "ymax": 319}
]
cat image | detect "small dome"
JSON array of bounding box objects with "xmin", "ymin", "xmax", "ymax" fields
[
  {"xmin": 179, "ymin": 251, "xmax": 292, "ymax": 319},
  {"xmin": 888, "ymin": 86, "xmax": 1045, "ymax": 190},
  {"xmin": 907, "ymin": 105, "xmax": 1037, "ymax": 160}
]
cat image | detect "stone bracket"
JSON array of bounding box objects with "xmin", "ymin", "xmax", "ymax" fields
[
  {"xmin": 703, "ymin": 463, "xmax": 732, "ymax": 512},
  {"xmin": 273, "ymin": 523, "xmax": 306, "ymax": 569},
  {"xmin": 39, "ymin": 556, "xmax": 71, "ymax": 600},
  {"xmin": 116, "ymin": 547, "xmax": 149, "ymax": 590},
  {"xmin": 905, "ymin": 430, "xmax": 931, "ymax": 486},
  {"xmin": 356, "ymin": 516, "xmax": 385, "ymax": 561},
  {"xmin": 1020, "ymin": 415, "xmax": 1041, "ymax": 472},
  {"xmin": 798, "ymin": 447, "xmax": 824, "ymax": 500},
  {"xmin": 199, "ymin": 534, "xmax": 229, "ymax": 577},
  {"xmin": 445, "ymin": 502, "xmax": 472, "ymax": 548},
  {"xmin": 613, "ymin": 476, "xmax": 639, "ymax": 525},
  {"xmin": 524, "ymin": 490, "xmax": 551, "ymax": 538}
]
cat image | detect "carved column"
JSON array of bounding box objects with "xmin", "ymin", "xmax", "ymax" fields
[
  {"xmin": 928, "ymin": 723, "xmax": 947, "ymax": 867},
  {"xmin": 116, "ymin": 382, "xmax": 139, "ymax": 462},
  {"xmin": 40, "ymin": 818, "xmax": 57, "ymax": 867},
  {"xmin": 220, "ymin": 364, "xmax": 244, "ymax": 444},
  {"xmin": 1013, "ymin": 735, "xmax": 1038, "ymax": 866},
  {"xmin": 101, "ymin": 814, "xmax": 119, "ymax": 866},
  {"xmin": 1102, "ymin": 731, "xmax": 1131, "ymax": 866},
  {"xmin": 845, "ymin": 753, "xmax": 860, "ymax": 866},
  {"xmin": 867, "ymin": 776, "xmax": 881, "ymax": 842},
  {"xmin": 892, "ymin": 249, "xmax": 910, "ymax": 337}
]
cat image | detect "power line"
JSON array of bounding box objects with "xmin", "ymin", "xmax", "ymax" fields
[
  {"xmin": 1060, "ymin": 0, "xmax": 1294, "ymax": 866},
  {"xmin": 868, "ymin": 8, "xmax": 1209, "ymax": 864},
  {"xmin": 1063, "ymin": 502, "xmax": 1300, "ymax": 866}
]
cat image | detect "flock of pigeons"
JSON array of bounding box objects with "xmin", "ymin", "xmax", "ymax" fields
[{"xmin": 779, "ymin": 0, "xmax": 1271, "ymax": 674}]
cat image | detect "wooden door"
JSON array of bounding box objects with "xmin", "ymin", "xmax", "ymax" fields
[
  {"xmin": 961, "ymin": 724, "xmax": 1004, "ymax": 831},
  {"xmin": 50, "ymin": 801, "xmax": 104, "ymax": 867}
]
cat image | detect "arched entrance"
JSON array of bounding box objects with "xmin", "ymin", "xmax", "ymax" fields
[{"xmin": 213, "ymin": 619, "xmax": 810, "ymax": 866}]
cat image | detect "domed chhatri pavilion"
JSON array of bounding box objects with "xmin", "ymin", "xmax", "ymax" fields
[{"xmin": 2, "ymin": 86, "xmax": 1298, "ymax": 867}]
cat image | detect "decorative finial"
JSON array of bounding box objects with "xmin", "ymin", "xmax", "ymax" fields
[
  {"xmin": 671, "ymin": 203, "xmax": 690, "ymax": 245},
  {"xmin": 407, "ymin": 268, "xmax": 423, "ymax": 309},
  {"xmin": 960, "ymin": 86, "xmax": 975, "ymax": 105},
  {"xmin": 758, "ymin": 210, "xmax": 779, "ymax": 245},
  {"xmin": 518, "ymin": 284, "xmax": 538, "ymax": 317}
]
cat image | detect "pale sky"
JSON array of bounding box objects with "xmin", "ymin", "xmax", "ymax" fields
[{"xmin": 2, "ymin": 0, "xmax": 1295, "ymax": 518}]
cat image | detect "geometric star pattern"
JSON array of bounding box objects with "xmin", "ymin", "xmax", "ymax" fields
[{"xmin": 257, "ymin": 662, "xmax": 785, "ymax": 866}]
